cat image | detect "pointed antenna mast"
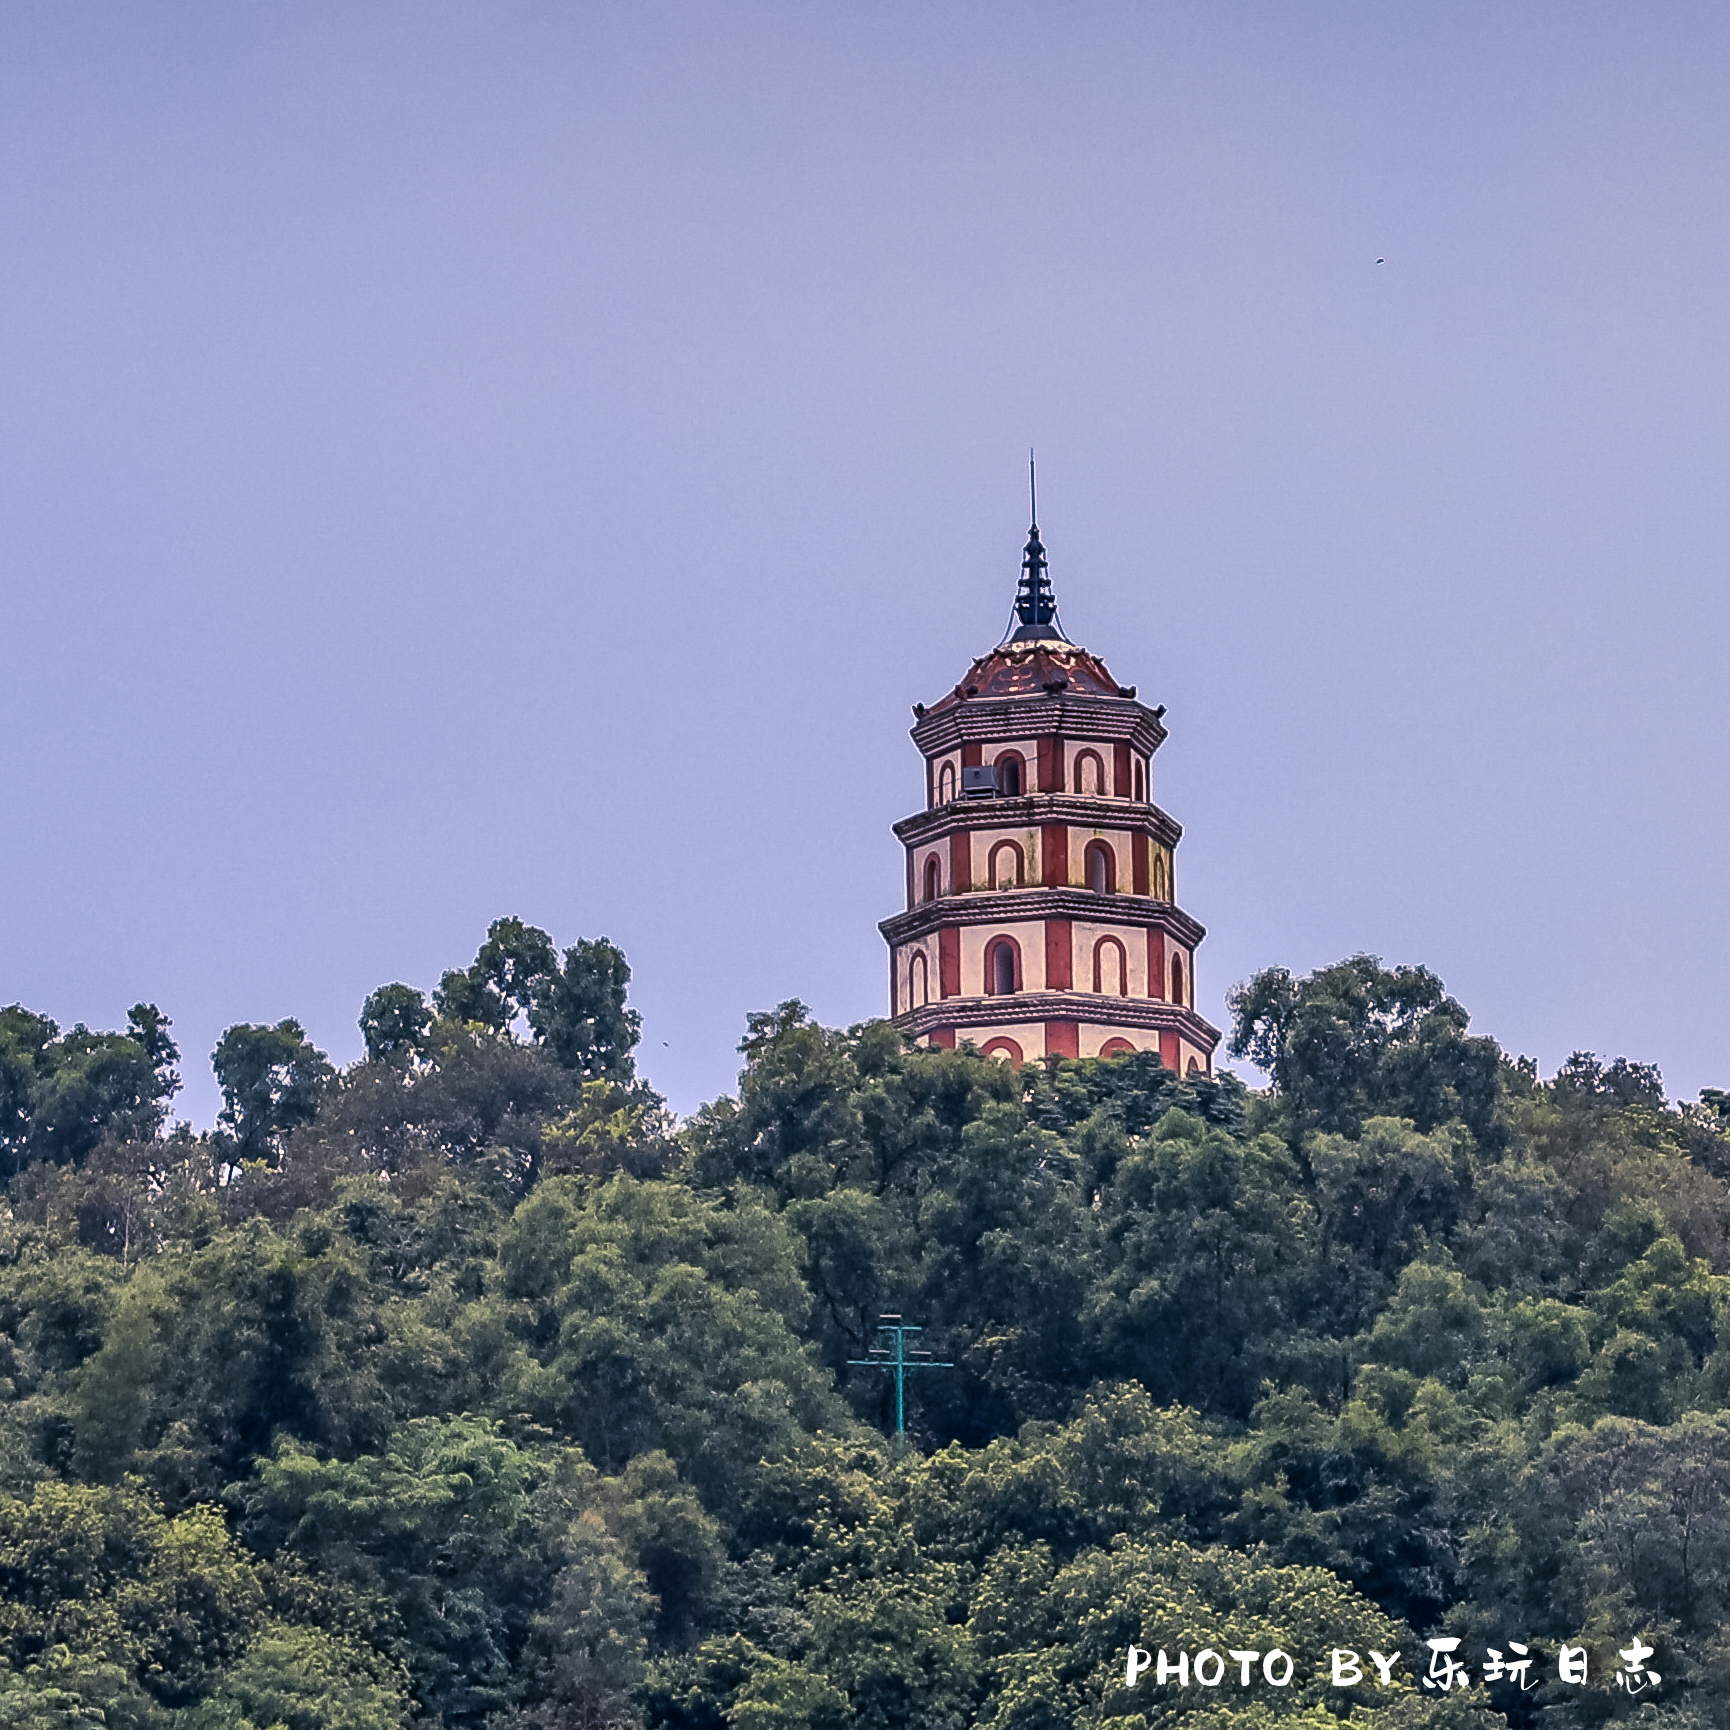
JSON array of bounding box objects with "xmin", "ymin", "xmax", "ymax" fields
[{"xmin": 1008, "ymin": 451, "xmax": 1061, "ymax": 640}]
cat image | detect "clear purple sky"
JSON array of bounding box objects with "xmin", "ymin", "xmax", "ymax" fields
[{"xmin": 4, "ymin": 3, "xmax": 1727, "ymax": 1126}]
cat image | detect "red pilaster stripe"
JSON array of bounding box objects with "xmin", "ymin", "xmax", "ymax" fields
[
  {"xmin": 929, "ymin": 1027, "xmax": 956, "ymax": 1049},
  {"xmin": 961, "ymin": 742, "xmax": 983, "ymax": 769},
  {"xmin": 939, "ymin": 927, "xmax": 961, "ymax": 998},
  {"xmin": 1040, "ymin": 824, "xmax": 1068, "ymax": 888},
  {"xmin": 1159, "ymin": 1030, "xmax": 1180, "ymax": 1071},
  {"xmin": 949, "ymin": 830, "xmax": 972, "ymax": 893},
  {"xmin": 1147, "ymin": 928, "xmax": 1166, "ymax": 999},
  {"xmin": 1114, "ymin": 742, "xmax": 1131, "ymax": 797},
  {"xmin": 1044, "ymin": 918, "xmax": 1072, "ymax": 992},
  {"xmin": 1132, "ymin": 833, "xmax": 1149, "ymax": 896},
  {"xmin": 1045, "ymin": 1020, "xmax": 1080, "ymax": 1060},
  {"xmin": 1037, "ymin": 737, "xmax": 1063, "ymax": 794}
]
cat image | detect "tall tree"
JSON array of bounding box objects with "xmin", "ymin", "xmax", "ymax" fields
[
  {"xmin": 0, "ymin": 1003, "xmax": 180, "ymax": 1176},
  {"xmin": 358, "ymin": 984, "xmax": 434, "ymax": 1065},
  {"xmin": 434, "ymin": 918, "xmax": 559, "ymax": 1036},
  {"xmin": 1227, "ymin": 953, "xmax": 1503, "ymax": 1144},
  {"xmin": 430, "ymin": 919, "xmax": 640, "ymax": 1081},
  {"xmin": 529, "ymin": 938, "xmax": 641, "ymax": 1082},
  {"xmin": 212, "ymin": 1021, "xmax": 334, "ymax": 1162},
  {"xmin": 0, "ymin": 1006, "xmax": 59, "ymax": 1173}
]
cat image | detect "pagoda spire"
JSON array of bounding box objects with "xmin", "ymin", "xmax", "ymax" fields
[
  {"xmin": 881, "ymin": 483, "xmax": 1222, "ymax": 1076},
  {"xmin": 1010, "ymin": 453, "xmax": 1063, "ymax": 640}
]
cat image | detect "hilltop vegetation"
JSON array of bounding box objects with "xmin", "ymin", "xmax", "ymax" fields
[{"xmin": 0, "ymin": 924, "xmax": 1728, "ymax": 1728}]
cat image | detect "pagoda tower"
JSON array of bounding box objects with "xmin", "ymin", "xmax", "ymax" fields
[{"xmin": 879, "ymin": 498, "xmax": 1221, "ymax": 1071}]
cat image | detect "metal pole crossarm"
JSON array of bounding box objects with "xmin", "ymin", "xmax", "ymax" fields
[{"xmin": 846, "ymin": 1318, "xmax": 954, "ymax": 1436}]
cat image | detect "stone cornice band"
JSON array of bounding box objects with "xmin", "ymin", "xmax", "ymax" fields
[
  {"xmin": 893, "ymin": 793, "xmax": 1184, "ymax": 848},
  {"xmin": 894, "ymin": 992, "xmax": 1223, "ymax": 1045},
  {"xmin": 879, "ymin": 887, "xmax": 1208, "ymax": 949},
  {"xmin": 911, "ymin": 693, "xmax": 1168, "ymax": 757}
]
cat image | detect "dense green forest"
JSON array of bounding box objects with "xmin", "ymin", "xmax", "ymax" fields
[{"xmin": 2, "ymin": 920, "xmax": 1728, "ymax": 1729}]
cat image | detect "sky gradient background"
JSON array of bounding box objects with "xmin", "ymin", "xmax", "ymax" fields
[{"xmin": 4, "ymin": 2, "xmax": 1728, "ymax": 1126}]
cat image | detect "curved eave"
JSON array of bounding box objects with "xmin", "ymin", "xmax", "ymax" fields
[
  {"xmin": 911, "ymin": 692, "xmax": 1167, "ymax": 757},
  {"xmin": 879, "ymin": 888, "xmax": 1207, "ymax": 950},
  {"xmin": 894, "ymin": 993, "xmax": 1221, "ymax": 1051},
  {"xmin": 893, "ymin": 794, "xmax": 1183, "ymax": 849}
]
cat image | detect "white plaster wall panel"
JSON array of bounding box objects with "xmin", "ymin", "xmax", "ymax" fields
[
  {"xmin": 959, "ymin": 919, "xmax": 1048, "ymax": 995},
  {"xmin": 1170, "ymin": 946, "xmax": 1192, "ymax": 1007},
  {"xmin": 1079, "ymin": 1024, "xmax": 1161, "ymax": 1059},
  {"xmin": 1065, "ymin": 740, "xmax": 1114, "ymax": 797},
  {"xmin": 1067, "ymin": 827, "xmax": 1132, "ymax": 892},
  {"xmin": 1114, "ymin": 832, "xmax": 1133, "ymax": 888},
  {"xmin": 968, "ymin": 824, "xmax": 1042, "ymax": 889},
  {"xmin": 913, "ymin": 846, "xmax": 947, "ymax": 901},
  {"xmin": 896, "ymin": 938, "xmax": 939, "ymax": 1014},
  {"xmin": 1177, "ymin": 1038, "xmax": 1212, "ymax": 1075},
  {"xmin": 930, "ymin": 751, "xmax": 961, "ymax": 807},
  {"xmin": 986, "ymin": 740, "xmax": 1042, "ymax": 790},
  {"xmin": 1071, "ymin": 920, "xmax": 1148, "ymax": 997},
  {"xmin": 954, "ymin": 1020, "xmax": 1049, "ymax": 1061}
]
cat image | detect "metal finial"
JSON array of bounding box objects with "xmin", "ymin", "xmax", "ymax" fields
[
  {"xmin": 1015, "ymin": 511, "xmax": 1055, "ymax": 631},
  {"xmin": 1000, "ymin": 455, "xmax": 1068, "ymax": 644}
]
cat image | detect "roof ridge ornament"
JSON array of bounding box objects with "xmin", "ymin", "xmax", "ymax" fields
[{"xmin": 1005, "ymin": 451, "xmax": 1069, "ymax": 645}]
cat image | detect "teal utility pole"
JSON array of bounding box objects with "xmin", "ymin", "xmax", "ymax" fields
[{"xmin": 847, "ymin": 1315, "xmax": 952, "ymax": 1438}]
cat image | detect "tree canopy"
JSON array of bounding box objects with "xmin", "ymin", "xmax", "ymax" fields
[{"xmin": 0, "ymin": 933, "xmax": 1723, "ymax": 1726}]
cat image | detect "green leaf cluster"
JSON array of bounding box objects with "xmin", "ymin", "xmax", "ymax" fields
[{"xmin": 0, "ymin": 940, "xmax": 1722, "ymax": 1726}]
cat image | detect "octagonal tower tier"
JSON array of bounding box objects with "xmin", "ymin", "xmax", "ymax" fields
[{"xmin": 879, "ymin": 512, "xmax": 1221, "ymax": 1071}]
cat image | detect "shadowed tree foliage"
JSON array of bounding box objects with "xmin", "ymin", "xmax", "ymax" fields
[
  {"xmin": 1227, "ymin": 954, "xmax": 1504, "ymax": 1146},
  {"xmin": 435, "ymin": 919, "xmax": 640, "ymax": 1083},
  {"xmin": 530, "ymin": 937, "xmax": 642, "ymax": 1082},
  {"xmin": 359, "ymin": 985, "xmax": 435, "ymax": 1066},
  {"xmin": 212, "ymin": 1021, "xmax": 334, "ymax": 1163},
  {"xmin": 0, "ymin": 1004, "xmax": 181, "ymax": 1179},
  {"xmin": 0, "ymin": 946, "xmax": 1723, "ymax": 1726},
  {"xmin": 436, "ymin": 918, "xmax": 560, "ymax": 1038}
]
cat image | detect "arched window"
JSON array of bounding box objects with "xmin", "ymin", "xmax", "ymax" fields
[
  {"xmin": 1093, "ymin": 936, "xmax": 1128, "ymax": 996},
  {"xmin": 981, "ymin": 1036, "xmax": 1023, "ymax": 1067},
  {"xmin": 1076, "ymin": 750, "xmax": 1105, "ymax": 795},
  {"xmin": 1100, "ymin": 1037, "xmax": 1136, "ymax": 1058},
  {"xmin": 989, "ymin": 840, "xmax": 1024, "ymax": 889},
  {"xmin": 1084, "ymin": 840, "xmax": 1116, "ymax": 894},
  {"xmin": 994, "ymin": 752, "xmax": 1024, "ymax": 796},
  {"xmin": 1133, "ymin": 759, "xmax": 1146, "ymax": 802},
  {"xmin": 923, "ymin": 857, "xmax": 941, "ymax": 903},
  {"xmin": 1186, "ymin": 1056, "xmax": 1201, "ymax": 1075},
  {"xmin": 938, "ymin": 762, "xmax": 956, "ymax": 804},
  {"xmin": 909, "ymin": 951, "xmax": 929, "ymax": 1009},
  {"xmin": 1171, "ymin": 955, "xmax": 1185, "ymax": 1007},
  {"xmin": 1152, "ymin": 851, "xmax": 1169, "ymax": 900},
  {"xmin": 986, "ymin": 936, "xmax": 1020, "ymax": 996}
]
